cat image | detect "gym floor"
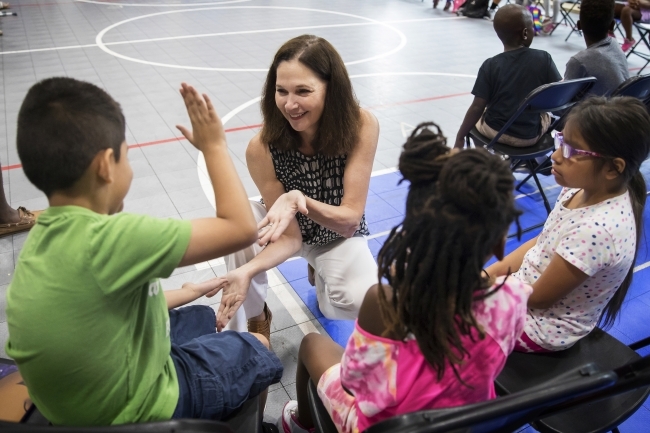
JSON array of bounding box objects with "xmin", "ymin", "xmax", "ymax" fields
[{"xmin": 1, "ymin": 0, "xmax": 649, "ymax": 430}]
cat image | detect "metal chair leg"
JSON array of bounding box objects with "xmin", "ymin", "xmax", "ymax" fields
[{"xmin": 527, "ymin": 160, "xmax": 552, "ymax": 214}]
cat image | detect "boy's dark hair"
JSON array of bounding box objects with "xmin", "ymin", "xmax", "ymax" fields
[
  {"xmin": 376, "ymin": 123, "xmax": 521, "ymax": 382},
  {"xmin": 493, "ymin": 4, "xmax": 533, "ymax": 46},
  {"xmin": 579, "ymin": 0, "xmax": 615, "ymax": 41},
  {"xmin": 17, "ymin": 77, "xmax": 125, "ymax": 197},
  {"xmin": 260, "ymin": 34, "xmax": 361, "ymax": 157},
  {"xmin": 566, "ymin": 96, "xmax": 650, "ymax": 328}
]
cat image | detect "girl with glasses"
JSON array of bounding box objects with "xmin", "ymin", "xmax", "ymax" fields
[{"xmin": 486, "ymin": 96, "xmax": 650, "ymax": 352}]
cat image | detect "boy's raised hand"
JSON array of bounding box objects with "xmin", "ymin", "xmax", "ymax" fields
[{"xmin": 176, "ymin": 83, "xmax": 226, "ymax": 152}]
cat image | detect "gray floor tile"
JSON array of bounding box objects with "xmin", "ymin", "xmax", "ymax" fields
[
  {"xmin": 263, "ymin": 387, "xmax": 290, "ymax": 425},
  {"xmin": 0, "ymin": 284, "xmax": 8, "ymax": 323},
  {"xmin": 167, "ymin": 186, "xmax": 213, "ymax": 214},
  {"xmin": 270, "ymin": 324, "xmax": 305, "ymax": 388},
  {"xmin": 124, "ymin": 175, "xmax": 167, "ymax": 202},
  {"xmin": 267, "ymin": 288, "xmax": 298, "ymax": 334},
  {"xmin": 158, "ymin": 167, "xmax": 201, "ymax": 194},
  {"xmin": 0, "ymin": 237, "xmax": 13, "ymax": 255},
  {"xmin": 0, "ymin": 321, "xmax": 8, "ymax": 359},
  {"xmin": 123, "ymin": 193, "xmax": 179, "ymax": 219},
  {"xmin": 0, "ymin": 251, "xmax": 14, "ymax": 286}
]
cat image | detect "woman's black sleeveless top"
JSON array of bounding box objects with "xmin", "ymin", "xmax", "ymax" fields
[{"xmin": 268, "ymin": 144, "xmax": 369, "ymax": 246}]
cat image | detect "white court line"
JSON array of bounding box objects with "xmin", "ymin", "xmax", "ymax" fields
[
  {"xmin": 94, "ymin": 6, "xmax": 409, "ymax": 72},
  {"xmin": 0, "ymin": 16, "xmax": 462, "ymax": 56},
  {"xmin": 268, "ymin": 269, "xmax": 320, "ymax": 335},
  {"xmin": 634, "ymin": 261, "xmax": 650, "ymax": 273},
  {"xmin": 74, "ymin": 0, "xmax": 250, "ymax": 7}
]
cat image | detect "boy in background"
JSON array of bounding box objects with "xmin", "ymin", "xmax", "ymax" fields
[
  {"xmin": 6, "ymin": 78, "xmax": 282, "ymax": 426},
  {"xmin": 566, "ymin": 0, "xmax": 629, "ymax": 96},
  {"xmin": 455, "ymin": 4, "xmax": 561, "ymax": 148}
]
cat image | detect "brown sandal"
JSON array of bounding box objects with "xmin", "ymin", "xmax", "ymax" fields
[
  {"xmin": 0, "ymin": 207, "xmax": 42, "ymax": 237},
  {"xmin": 248, "ymin": 303, "xmax": 272, "ymax": 343}
]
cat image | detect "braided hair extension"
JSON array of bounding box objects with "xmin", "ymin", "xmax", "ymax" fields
[{"xmin": 377, "ymin": 122, "xmax": 522, "ymax": 382}]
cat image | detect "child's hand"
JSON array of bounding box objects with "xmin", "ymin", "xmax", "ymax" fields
[
  {"xmin": 214, "ymin": 269, "xmax": 252, "ymax": 331},
  {"xmin": 176, "ymin": 83, "xmax": 227, "ymax": 153},
  {"xmin": 182, "ymin": 278, "xmax": 223, "ymax": 298},
  {"xmin": 257, "ymin": 190, "xmax": 308, "ymax": 245}
]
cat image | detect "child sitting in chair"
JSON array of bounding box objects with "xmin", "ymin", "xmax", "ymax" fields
[
  {"xmin": 565, "ymin": 0, "xmax": 629, "ymax": 96},
  {"xmin": 616, "ymin": 0, "xmax": 650, "ymax": 52},
  {"xmin": 455, "ymin": 4, "xmax": 562, "ymax": 149},
  {"xmin": 5, "ymin": 78, "xmax": 283, "ymax": 426}
]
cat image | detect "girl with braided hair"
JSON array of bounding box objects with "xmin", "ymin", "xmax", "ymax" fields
[
  {"xmin": 487, "ymin": 97, "xmax": 650, "ymax": 353},
  {"xmin": 278, "ymin": 123, "xmax": 532, "ymax": 433}
]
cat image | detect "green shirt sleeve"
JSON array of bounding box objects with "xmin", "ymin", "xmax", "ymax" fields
[{"xmin": 88, "ymin": 213, "xmax": 192, "ymax": 295}]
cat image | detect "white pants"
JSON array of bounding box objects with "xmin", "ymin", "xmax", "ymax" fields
[
  {"xmin": 224, "ymin": 201, "xmax": 379, "ymax": 332},
  {"xmin": 543, "ymin": 0, "xmax": 560, "ymax": 22}
]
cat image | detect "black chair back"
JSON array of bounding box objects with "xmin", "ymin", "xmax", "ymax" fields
[
  {"xmin": 611, "ymin": 75, "xmax": 650, "ymax": 106},
  {"xmin": 364, "ymin": 355, "xmax": 650, "ymax": 433},
  {"xmin": 489, "ymin": 77, "xmax": 596, "ymax": 148},
  {"xmin": 496, "ymin": 329, "xmax": 650, "ymax": 433},
  {"xmin": 362, "ymin": 364, "xmax": 616, "ymax": 433}
]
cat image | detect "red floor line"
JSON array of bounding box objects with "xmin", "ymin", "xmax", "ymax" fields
[
  {"xmin": 366, "ymin": 92, "xmax": 471, "ymax": 110},
  {"xmin": 0, "ymin": 93, "xmax": 466, "ymax": 172}
]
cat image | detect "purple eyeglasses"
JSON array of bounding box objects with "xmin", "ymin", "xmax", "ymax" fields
[{"xmin": 554, "ymin": 132, "xmax": 605, "ymax": 159}]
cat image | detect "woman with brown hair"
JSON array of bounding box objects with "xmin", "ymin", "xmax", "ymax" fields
[{"xmin": 214, "ymin": 34, "xmax": 380, "ymax": 340}]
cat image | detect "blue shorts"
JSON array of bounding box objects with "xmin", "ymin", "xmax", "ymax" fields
[{"xmin": 169, "ymin": 305, "xmax": 283, "ymax": 420}]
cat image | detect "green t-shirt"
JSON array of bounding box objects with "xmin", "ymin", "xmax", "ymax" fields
[{"xmin": 5, "ymin": 206, "xmax": 192, "ymax": 426}]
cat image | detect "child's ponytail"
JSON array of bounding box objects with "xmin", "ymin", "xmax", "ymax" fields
[
  {"xmin": 377, "ymin": 122, "xmax": 521, "ymax": 381},
  {"xmin": 565, "ymin": 97, "xmax": 650, "ymax": 327}
]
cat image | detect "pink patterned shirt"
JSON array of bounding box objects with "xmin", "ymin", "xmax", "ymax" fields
[{"xmin": 317, "ymin": 276, "xmax": 532, "ymax": 433}]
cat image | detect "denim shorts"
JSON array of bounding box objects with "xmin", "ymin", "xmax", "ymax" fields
[{"xmin": 169, "ymin": 305, "xmax": 283, "ymax": 420}]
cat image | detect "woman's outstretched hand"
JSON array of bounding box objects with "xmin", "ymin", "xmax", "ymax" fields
[
  {"xmin": 176, "ymin": 82, "xmax": 226, "ymax": 152},
  {"xmin": 257, "ymin": 190, "xmax": 307, "ymax": 245},
  {"xmin": 215, "ymin": 269, "xmax": 252, "ymax": 331}
]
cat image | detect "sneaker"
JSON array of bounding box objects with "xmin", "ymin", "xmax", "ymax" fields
[
  {"xmin": 278, "ymin": 401, "xmax": 314, "ymax": 433},
  {"xmin": 621, "ymin": 38, "xmax": 636, "ymax": 52},
  {"xmin": 485, "ymin": 8, "xmax": 496, "ymax": 20}
]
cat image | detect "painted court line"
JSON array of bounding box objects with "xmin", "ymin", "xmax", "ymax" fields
[
  {"xmin": 1, "ymin": 87, "xmax": 470, "ymax": 172},
  {"xmin": 0, "ymin": 16, "xmax": 462, "ymax": 56}
]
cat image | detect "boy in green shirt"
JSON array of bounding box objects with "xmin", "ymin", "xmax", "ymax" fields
[{"xmin": 5, "ymin": 78, "xmax": 283, "ymax": 426}]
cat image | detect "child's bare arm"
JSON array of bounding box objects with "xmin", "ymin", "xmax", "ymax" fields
[
  {"xmin": 527, "ymin": 255, "xmax": 589, "ymax": 309},
  {"xmin": 175, "ymin": 84, "xmax": 257, "ymax": 267},
  {"xmin": 485, "ymin": 236, "xmax": 539, "ymax": 278},
  {"xmin": 455, "ymin": 96, "xmax": 488, "ymax": 149},
  {"xmin": 357, "ymin": 284, "xmax": 401, "ymax": 339},
  {"xmin": 164, "ymin": 278, "xmax": 224, "ymax": 309}
]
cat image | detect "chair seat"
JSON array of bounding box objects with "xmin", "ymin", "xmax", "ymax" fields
[
  {"xmin": 496, "ymin": 329, "xmax": 650, "ymax": 433},
  {"xmin": 468, "ymin": 127, "xmax": 555, "ymax": 160}
]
